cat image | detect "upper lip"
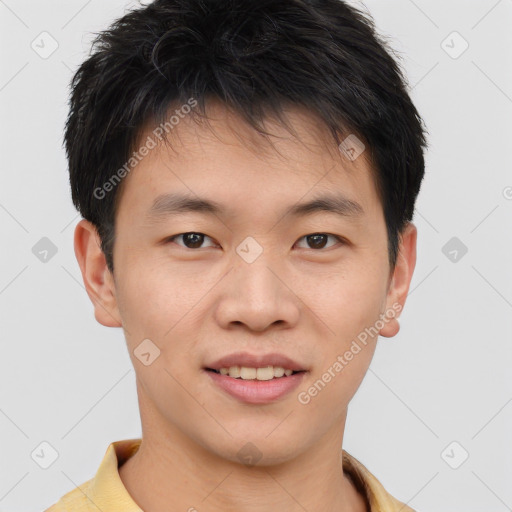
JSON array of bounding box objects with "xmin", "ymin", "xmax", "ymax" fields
[{"xmin": 204, "ymin": 351, "xmax": 307, "ymax": 372}]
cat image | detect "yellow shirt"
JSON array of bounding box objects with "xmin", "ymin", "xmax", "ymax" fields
[{"xmin": 45, "ymin": 438, "xmax": 415, "ymax": 512}]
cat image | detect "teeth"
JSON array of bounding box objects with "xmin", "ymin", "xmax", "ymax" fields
[
  {"xmin": 274, "ymin": 366, "xmax": 285, "ymax": 378},
  {"xmin": 256, "ymin": 367, "xmax": 273, "ymax": 380},
  {"xmin": 240, "ymin": 367, "xmax": 257, "ymax": 379},
  {"xmin": 229, "ymin": 366, "xmax": 240, "ymax": 378},
  {"xmin": 214, "ymin": 365, "xmax": 297, "ymax": 380}
]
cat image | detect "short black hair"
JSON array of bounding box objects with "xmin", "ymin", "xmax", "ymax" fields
[{"xmin": 64, "ymin": 0, "xmax": 428, "ymax": 274}]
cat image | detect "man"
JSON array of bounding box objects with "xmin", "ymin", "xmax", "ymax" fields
[{"xmin": 46, "ymin": 0, "xmax": 427, "ymax": 510}]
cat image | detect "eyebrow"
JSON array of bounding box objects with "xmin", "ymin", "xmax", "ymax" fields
[{"xmin": 145, "ymin": 192, "xmax": 364, "ymax": 223}]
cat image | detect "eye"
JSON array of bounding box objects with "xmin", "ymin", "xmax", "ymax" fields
[
  {"xmin": 164, "ymin": 232, "xmax": 345, "ymax": 251},
  {"xmin": 165, "ymin": 232, "xmax": 217, "ymax": 249},
  {"xmin": 294, "ymin": 233, "xmax": 344, "ymax": 250}
]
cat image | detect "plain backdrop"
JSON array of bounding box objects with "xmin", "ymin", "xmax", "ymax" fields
[{"xmin": 0, "ymin": 1, "xmax": 511, "ymax": 511}]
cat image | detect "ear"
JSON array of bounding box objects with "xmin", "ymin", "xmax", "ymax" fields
[
  {"xmin": 73, "ymin": 219, "xmax": 122, "ymax": 328},
  {"xmin": 379, "ymin": 222, "xmax": 417, "ymax": 338}
]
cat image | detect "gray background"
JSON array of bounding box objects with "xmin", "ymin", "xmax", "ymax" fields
[{"xmin": 1, "ymin": 0, "xmax": 511, "ymax": 510}]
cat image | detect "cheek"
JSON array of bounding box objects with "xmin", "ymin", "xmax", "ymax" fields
[
  {"xmin": 114, "ymin": 258, "xmax": 213, "ymax": 381},
  {"xmin": 114, "ymin": 251, "xmax": 198, "ymax": 336},
  {"xmin": 303, "ymin": 264, "xmax": 387, "ymax": 391},
  {"xmin": 308, "ymin": 262, "xmax": 388, "ymax": 335}
]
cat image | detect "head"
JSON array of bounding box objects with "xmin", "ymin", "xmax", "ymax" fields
[{"xmin": 69, "ymin": 0, "xmax": 427, "ymax": 465}]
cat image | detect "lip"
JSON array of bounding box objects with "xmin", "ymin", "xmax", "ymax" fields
[
  {"xmin": 204, "ymin": 368, "xmax": 307, "ymax": 404},
  {"xmin": 204, "ymin": 351, "xmax": 307, "ymax": 372}
]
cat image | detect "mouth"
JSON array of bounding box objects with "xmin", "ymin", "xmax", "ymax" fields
[
  {"xmin": 203, "ymin": 352, "xmax": 309, "ymax": 403},
  {"xmin": 203, "ymin": 365, "xmax": 308, "ymax": 404}
]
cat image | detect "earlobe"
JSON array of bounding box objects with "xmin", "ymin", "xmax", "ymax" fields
[
  {"xmin": 379, "ymin": 222, "xmax": 417, "ymax": 338},
  {"xmin": 73, "ymin": 219, "xmax": 122, "ymax": 328}
]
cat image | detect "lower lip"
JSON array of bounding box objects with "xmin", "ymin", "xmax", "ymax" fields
[{"xmin": 204, "ymin": 369, "xmax": 307, "ymax": 404}]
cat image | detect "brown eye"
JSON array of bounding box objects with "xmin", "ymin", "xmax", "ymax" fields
[
  {"xmin": 295, "ymin": 233, "xmax": 342, "ymax": 250},
  {"xmin": 167, "ymin": 232, "xmax": 216, "ymax": 249}
]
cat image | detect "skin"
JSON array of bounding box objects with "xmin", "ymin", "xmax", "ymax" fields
[{"xmin": 74, "ymin": 100, "xmax": 417, "ymax": 512}]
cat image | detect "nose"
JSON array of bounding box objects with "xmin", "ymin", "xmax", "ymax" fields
[{"xmin": 214, "ymin": 255, "xmax": 300, "ymax": 333}]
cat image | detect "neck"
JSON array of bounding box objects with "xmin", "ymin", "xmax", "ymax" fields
[{"xmin": 119, "ymin": 389, "xmax": 367, "ymax": 512}]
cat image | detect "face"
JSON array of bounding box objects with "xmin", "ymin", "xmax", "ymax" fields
[{"xmin": 75, "ymin": 100, "xmax": 416, "ymax": 465}]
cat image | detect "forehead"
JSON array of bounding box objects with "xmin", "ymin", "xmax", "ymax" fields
[
  {"xmin": 144, "ymin": 100, "xmax": 368, "ymax": 169},
  {"xmin": 117, "ymin": 100, "xmax": 380, "ymax": 220}
]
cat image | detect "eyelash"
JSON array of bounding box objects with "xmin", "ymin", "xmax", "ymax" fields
[{"xmin": 164, "ymin": 232, "xmax": 346, "ymax": 251}]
